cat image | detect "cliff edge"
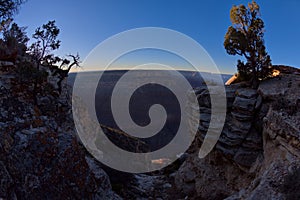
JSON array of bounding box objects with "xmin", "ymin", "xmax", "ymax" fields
[{"xmin": 175, "ymin": 70, "xmax": 300, "ymax": 199}]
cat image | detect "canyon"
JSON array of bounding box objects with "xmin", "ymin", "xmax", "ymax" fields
[{"xmin": 0, "ymin": 60, "xmax": 299, "ymax": 199}]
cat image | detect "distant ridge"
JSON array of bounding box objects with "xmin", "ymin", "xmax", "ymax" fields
[{"xmin": 67, "ymin": 70, "xmax": 233, "ymax": 86}]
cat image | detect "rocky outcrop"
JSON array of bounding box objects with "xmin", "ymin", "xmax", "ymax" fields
[
  {"xmin": 188, "ymin": 84, "xmax": 264, "ymax": 169},
  {"xmin": 0, "ymin": 63, "xmax": 121, "ymax": 199},
  {"xmin": 219, "ymin": 87, "xmax": 263, "ymax": 168},
  {"xmin": 175, "ymin": 73, "xmax": 300, "ymax": 199},
  {"xmin": 176, "ymin": 83, "xmax": 263, "ymax": 199},
  {"xmin": 225, "ymin": 106, "xmax": 300, "ymax": 200},
  {"xmin": 175, "ymin": 150, "xmax": 254, "ymax": 199},
  {"xmin": 228, "ymin": 74, "xmax": 300, "ymax": 200}
]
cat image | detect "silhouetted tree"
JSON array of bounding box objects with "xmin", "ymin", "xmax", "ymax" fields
[
  {"xmin": 0, "ymin": 0, "xmax": 26, "ymax": 60},
  {"xmin": 3, "ymin": 22, "xmax": 28, "ymax": 55},
  {"xmin": 4, "ymin": 22, "xmax": 28, "ymax": 44},
  {"xmin": 224, "ymin": 1, "xmax": 272, "ymax": 87},
  {"xmin": 0, "ymin": 0, "xmax": 25, "ymax": 31},
  {"xmin": 42, "ymin": 54, "xmax": 62, "ymax": 67},
  {"xmin": 235, "ymin": 59, "xmax": 251, "ymax": 82},
  {"xmin": 53, "ymin": 53, "xmax": 81, "ymax": 93},
  {"xmin": 29, "ymin": 20, "xmax": 60, "ymax": 69}
]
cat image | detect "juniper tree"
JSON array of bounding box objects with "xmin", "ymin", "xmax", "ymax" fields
[
  {"xmin": 0, "ymin": 0, "xmax": 25, "ymax": 31},
  {"xmin": 29, "ymin": 20, "xmax": 61, "ymax": 69},
  {"xmin": 224, "ymin": 1, "xmax": 272, "ymax": 87}
]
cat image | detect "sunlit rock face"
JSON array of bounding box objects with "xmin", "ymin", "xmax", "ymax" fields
[{"xmin": 272, "ymin": 69, "xmax": 280, "ymax": 77}]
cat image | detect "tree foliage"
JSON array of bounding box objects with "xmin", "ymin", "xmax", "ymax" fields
[
  {"xmin": 29, "ymin": 20, "xmax": 61, "ymax": 68},
  {"xmin": 224, "ymin": 1, "xmax": 272, "ymax": 86},
  {"xmin": 3, "ymin": 22, "xmax": 28, "ymax": 44},
  {"xmin": 0, "ymin": 0, "xmax": 25, "ymax": 31},
  {"xmin": 3, "ymin": 22, "xmax": 28, "ymax": 54},
  {"xmin": 0, "ymin": 1, "xmax": 80, "ymax": 95},
  {"xmin": 0, "ymin": 0, "xmax": 26, "ymax": 60},
  {"xmin": 52, "ymin": 53, "xmax": 81, "ymax": 93}
]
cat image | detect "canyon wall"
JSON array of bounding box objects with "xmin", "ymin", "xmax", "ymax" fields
[{"xmin": 175, "ymin": 73, "xmax": 300, "ymax": 199}]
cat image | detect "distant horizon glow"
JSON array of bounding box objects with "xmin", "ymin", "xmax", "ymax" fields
[
  {"xmin": 71, "ymin": 66, "xmax": 231, "ymax": 74},
  {"xmin": 73, "ymin": 47, "xmax": 219, "ymax": 73}
]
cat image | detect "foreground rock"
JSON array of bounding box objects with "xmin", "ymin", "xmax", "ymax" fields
[{"xmin": 0, "ymin": 63, "xmax": 120, "ymax": 199}]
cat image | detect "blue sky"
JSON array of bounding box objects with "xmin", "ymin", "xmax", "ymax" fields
[{"xmin": 14, "ymin": 0, "xmax": 300, "ymax": 74}]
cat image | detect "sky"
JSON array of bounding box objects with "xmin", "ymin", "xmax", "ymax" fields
[{"xmin": 14, "ymin": 0, "xmax": 300, "ymax": 74}]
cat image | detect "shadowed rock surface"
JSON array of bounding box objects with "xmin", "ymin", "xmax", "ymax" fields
[
  {"xmin": 175, "ymin": 70, "xmax": 300, "ymax": 200},
  {"xmin": 0, "ymin": 62, "xmax": 121, "ymax": 199},
  {"xmin": 1, "ymin": 60, "xmax": 300, "ymax": 199}
]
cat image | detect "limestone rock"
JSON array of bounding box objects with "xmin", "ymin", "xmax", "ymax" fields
[
  {"xmin": 178, "ymin": 74, "xmax": 300, "ymax": 199},
  {"xmin": 190, "ymin": 85, "xmax": 263, "ymax": 168},
  {"xmin": 232, "ymin": 96, "xmax": 256, "ymax": 114},
  {"xmin": 175, "ymin": 151, "xmax": 252, "ymax": 199},
  {"xmin": 0, "ymin": 67, "xmax": 121, "ymax": 199}
]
